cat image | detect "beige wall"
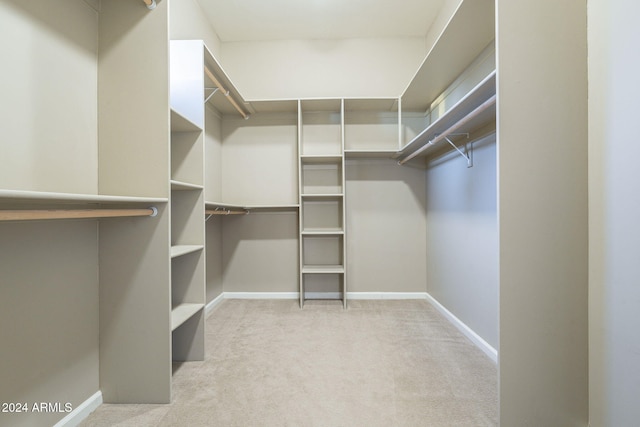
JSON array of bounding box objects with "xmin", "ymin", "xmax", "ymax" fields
[
  {"xmin": 220, "ymin": 38, "xmax": 427, "ymax": 100},
  {"xmin": 346, "ymin": 159, "xmax": 427, "ymax": 293},
  {"xmin": 497, "ymin": 0, "xmax": 588, "ymax": 425},
  {"xmin": 170, "ymin": 0, "xmax": 221, "ymax": 57},
  {"xmin": 222, "ymin": 213, "xmax": 299, "ymax": 293},
  {"xmin": 0, "ymin": 221, "xmax": 100, "ymax": 427},
  {"xmin": 0, "ymin": 0, "xmax": 98, "ymax": 194},
  {"xmin": 425, "ymin": 136, "xmax": 497, "ymax": 349},
  {"xmin": 588, "ymin": 0, "xmax": 640, "ymax": 425}
]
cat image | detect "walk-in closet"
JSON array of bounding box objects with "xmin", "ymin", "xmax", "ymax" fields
[{"xmin": 2, "ymin": 0, "xmax": 611, "ymax": 425}]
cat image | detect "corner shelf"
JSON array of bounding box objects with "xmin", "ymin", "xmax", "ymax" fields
[
  {"xmin": 400, "ymin": 0, "xmax": 495, "ymax": 112},
  {"xmin": 398, "ymin": 70, "xmax": 496, "ymax": 164}
]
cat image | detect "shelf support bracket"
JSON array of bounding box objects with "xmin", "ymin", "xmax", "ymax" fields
[
  {"xmin": 204, "ymin": 87, "xmax": 219, "ymax": 104},
  {"xmin": 443, "ymin": 135, "xmax": 473, "ymax": 168}
]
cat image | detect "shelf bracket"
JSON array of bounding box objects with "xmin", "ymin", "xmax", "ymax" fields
[
  {"xmin": 443, "ymin": 135, "xmax": 473, "ymax": 168},
  {"xmin": 204, "ymin": 87, "xmax": 219, "ymax": 104}
]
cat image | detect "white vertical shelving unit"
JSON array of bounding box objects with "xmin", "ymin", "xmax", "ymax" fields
[
  {"xmin": 298, "ymin": 99, "xmax": 347, "ymax": 308},
  {"xmin": 169, "ymin": 40, "xmax": 206, "ymax": 363}
]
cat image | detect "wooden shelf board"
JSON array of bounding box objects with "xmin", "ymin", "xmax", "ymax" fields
[
  {"xmin": 171, "ymin": 303, "xmax": 204, "ymax": 331},
  {"xmin": 170, "ymin": 245, "xmax": 204, "ymax": 259}
]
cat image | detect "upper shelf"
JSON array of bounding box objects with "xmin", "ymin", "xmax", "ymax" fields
[
  {"xmin": 0, "ymin": 189, "xmax": 167, "ymax": 206},
  {"xmin": 398, "ymin": 70, "xmax": 496, "ymax": 164},
  {"xmin": 401, "ymin": 0, "xmax": 495, "ymax": 112},
  {"xmin": 203, "ymin": 45, "xmax": 250, "ymax": 118},
  {"xmin": 205, "ymin": 201, "xmax": 299, "ymax": 214}
]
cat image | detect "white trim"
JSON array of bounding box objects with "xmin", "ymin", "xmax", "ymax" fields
[
  {"xmin": 53, "ymin": 391, "xmax": 102, "ymax": 427},
  {"xmin": 347, "ymin": 292, "xmax": 428, "ymax": 300},
  {"xmin": 425, "ymin": 293, "xmax": 498, "ymax": 364},
  {"xmin": 221, "ymin": 292, "xmax": 430, "ymax": 301},
  {"xmin": 205, "ymin": 292, "xmax": 225, "ymax": 317},
  {"xmin": 223, "ymin": 292, "xmax": 299, "ymax": 300}
]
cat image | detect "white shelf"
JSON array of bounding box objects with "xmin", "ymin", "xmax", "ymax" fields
[
  {"xmin": 401, "ymin": 0, "xmax": 495, "ymax": 111},
  {"xmin": 301, "ymin": 193, "xmax": 343, "ymax": 199},
  {"xmin": 399, "ymin": 70, "xmax": 496, "ymax": 159},
  {"xmin": 170, "ymin": 245, "xmax": 204, "ymax": 259},
  {"xmin": 300, "ymin": 154, "xmax": 343, "ymax": 163},
  {"xmin": 302, "ymin": 265, "xmax": 345, "ymax": 274},
  {"xmin": 170, "ymin": 180, "xmax": 204, "ymax": 191},
  {"xmin": 344, "ymin": 150, "xmax": 399, "ymax": 159},
  {"xmin": 302, "ymin": 229, "xmax": 344, "ymax": 235},
  {"xmin": 171, "ymin": 303, "xmax": 204, "ymax": 331},
  {"xmin": 205, "ymin": 201, "xmax": 299, "ymax": 212},
  {"xmin": 171, "ymin": 109, "xmax": 202, "ymax": 132},
  {"xmin": 0, "ymin": 189, "xmax": 167, "ymax": 206}
]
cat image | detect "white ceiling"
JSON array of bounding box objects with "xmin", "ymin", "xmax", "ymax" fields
[{"xmin": 195, "ymin": 0, "xmax": 447, "ymax": 42}]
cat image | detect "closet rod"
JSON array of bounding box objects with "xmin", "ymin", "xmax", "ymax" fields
[
  {"xmin": 398, "ymin": 94, "xmax": 496, "ymax": 165},
  {"xmin": 203, "ymin": 66, "xmax": 249, "ymax": 119},
  {"xmin": 0, "ymin": 207, "xmax": 158, "ymax": 222},
  {"xmin": 142, "ymin": 0, "xmax": 156, "ymax": 10}
]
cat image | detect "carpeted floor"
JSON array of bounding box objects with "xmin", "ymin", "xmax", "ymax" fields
[{"xmin": 81, "ymin": 299, "xmax": 497, "ymax": 426}]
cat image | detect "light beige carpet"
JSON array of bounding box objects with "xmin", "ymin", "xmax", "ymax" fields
[{"xmin": 81, "ymin": 299, "xmax": 497, "ymax": 426}]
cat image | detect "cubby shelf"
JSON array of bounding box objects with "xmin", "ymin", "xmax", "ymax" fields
[
  {"xmin": 302, "ymin": 265, "xmax": 345, "ymax": 274},
  {"xmin": 169, "ymin": 40, "xmax": 206, "ymax": 369},
  {"xmin": 171, "ymin": 303, "xmax": 204, "ymax": 331},
  {"xmin": 300, "ymin": 154, "xmax": 343, "ymax": 163},
  {"xmin": 301, "ymin": 193, "xmax": 343, "ymax": 198},
  {"xmin": 301, "ymin": 230, "xmax": 344, "ymax": 235},
  {"xmin": 170, "ymin": 245, "xmax": 204, "ymax": 258},
  {"xmin": 171, "ymin": 180, "xmax": 204, "ymax": 191},
  {"xmin": 171, "ymin": 109, "xmax": 202, "ymax": 132}
]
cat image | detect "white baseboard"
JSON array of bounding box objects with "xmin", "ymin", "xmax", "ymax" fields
[
  {"xmin": 425, "ymin": 293, "xmax": 498, "ymax": 364},
  {"xmin": 221, "ymin": 292, "xmax": 429, "ymax": 301},
  {"xmin": 53, "ymin": 391, "xmax": 102, "ymax": 427},
  {"xmin": 223, "ymin": 292, "xmax": 298, "ymax": 300},
  {"xmin": 347, "ymin": 292, "xmax": 428, "ymax": 300},
  {"xmin": 205, "ymin": 292, "xmax": 225, "ymax": 318}
]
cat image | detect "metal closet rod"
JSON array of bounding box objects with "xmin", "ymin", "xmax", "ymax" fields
[
  {"xmin": 203, "ymin": 66, "xmax": 249, "ymax": 120},
  {"xmin": 0, "ymin": 207, "xmax": 158, "ymax": 222},
  {"xmin": 398, "ymin": 94, "xmax": 496, "ymax": 165}
]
